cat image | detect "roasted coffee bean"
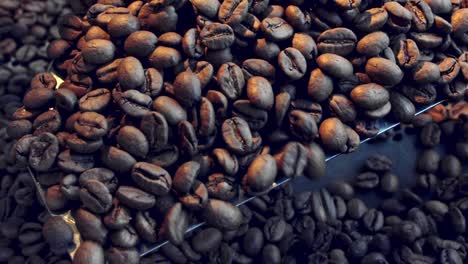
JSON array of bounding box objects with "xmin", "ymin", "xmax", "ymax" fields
[
  {"xmin": 218, "ymin": 0, "xmax": 249, "ymax": 26},
  {"xmin": 311, "ymin": 189, "xmax": 337, "ymax": 223},
  {"xmin": 318, "ymin": 27, "xmax": 357, "ymax": 56},
  {"xmin": 58, "ymin": 149, "xmax": 95, "ymax": 174},
  {"xmin": 411, "ymin": 61, "xmax": 441, "ymax": 83},
  {"xmin": 201, "ymin": 23, "xmax": 235, "ymax": 50},
  {"xmin": 278, "ymin": 47, "xmax": 307, "ymax": 80},
  {"xmin": 351, "ymin": 83, "xmax": 389, "ymax": 110},
  {"xmin": 148, "ymin": 46, "xmax": 182, "ymax": 69},
  {"xmin": 152, "ymin": 96, "xmax": 187, "ymax": 126},
  {"xmin": 365, "ymin": 57, "xmax": 403, "ymax": 86},
  {"xmin": 28, "ymin": 132, "xmax": 59, "ymax": 172},
  {"xmin": 420, "ymin": 122, "xmax": 441, "ymax": 147},
  {"xmin": 116, "ymin": 126, "xmax": 149, "ymax": 158},
  {"xmin": 117, "ymin": 57, "xmax": 145, "ymax": 91},
  {"xmin": 173, "ymin": 71, "xmax": 201, "ymax": 108},
  {"xmin": 7, "ymin": 119, "xmax": 31, "ymax": 140},
  {"xmin": 118, "ymin": 89, "xmax": 152, "ymax": 118},
  {"xmin": 319, "ymin": 118, "xmax": 348, "ymax": 153},
  {"xmin": 43, "ymin": 216, "xmax": 75, "ymax": 255},
  {"xmin": 405, "ymin": 0, "xmax": 434, "ymax": 32},
  {"xmin": 124, "ymin": 30, "xmax": 158, "ymax": 58},
  {"xmin": 354, "ymin": 172, "xmax": 379, "ymax": 189},
  {"xmin": 132, "ymin": 162, "xmax": 172, "ymax": 196},
  {"xmin": 328, "ymin": 180, "xmax": 355, "ymax": 201},
  {"xmin": 302, "ymin": 143, "xmax": 326, "ymax": 181},
  {"xmin": 75, "ymin": 208, "xmax": 108, "ymax": 244},
  {"xmin": 103, "ymin": 203, "xmax": 132, "ymax": 230},
  {"xmin": 116, "ymin": 186, "xmax": 155, "ymax": 210},
  {"xmin": 79, "ymin": 88, "xmax": 111, "ymax": 113},
  {"xmin": 316, "ymin": 53, "xmax": 353, "ymax": 79},
  {"xmin": 80, "ymin": 179, "xmax": 113, "ymax": 214},
  {"xmin": 108, "ymin": 14, "xmax": 140, "ymax": 38},
  {"xmin": 106, "ymin": 247, "xmax": 140, "ymax": 264},
  {"xmin": 110, "ymin": 225, "xmax": 139, "ymax": 248},
  {"xmin": 73, "ymin": 241, "xmax": 105, "ymax": 264},
  {"xmin": 243, "ymin": 154, "xmax": 277, "ymax": 194},
  {"xmin": 161, "ymin": 202, "xmax": 189, "ymax": 245},
  {"xmin": 439, "ymin": 155, "xmax": 462, "ymax": 178},
  {"xmin": 203, "ymin": 199, "xmax": 242, "ymax": 230},
  {"xmin": 32, "ymin": 109, "xmax": 61, "ymax": 136},
  {"xmin": 74, "ymin": 111, "xmax": 108, "ymax": 140},
  {"xmin": 347, "ymin": 198, "xmax": 368, "ymax": 219},
  {"xmin": 357, "ymin": 31, "xmax": 389, "ymax": 57},
  {"xmin": 276, "ymin": 142, "xmax": 308, "ymax": 178},
  {"xmin": 354, "ymin": 8, "xmax": 388, "ymax": 32},
  {"xmin": 191, "ymin": 228, "xmax": 222, "ymax": 253},
  {"xmin": 261, "ymin": 17, "xmax": 294, "ymax": 42},
  {"xmin": 82, "ymin": 39, "xmax": 116, "ymax": 65}
]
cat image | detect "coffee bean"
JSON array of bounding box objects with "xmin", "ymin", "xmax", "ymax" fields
[
  {"xmin": 29, "ymin": 132, "xmax": 59, "ymax": 172},
  {"xmin": 82, "ymin": 39, "xmax": 116, "ymax": 65},
  {"xmin": 201, "ymin": 23, "xmax": 235, "ymax": 50},
  {"xmin": 319, "ymin": 118, "xmax": 348, "ymax": 153},
  {"xmin": 420, "ymin": 122, "xmax": 441, "ymax": 147},
  {"xmin": 354, "ymin": 172, "xmax": 379, "ymax": 190},
  {"xmin": 276, "ymin": 142, "xmax": 308, "ymax": 178},
  {"xmin": 132, "ymin": 162, "xmax": 172, "ymax": 196},
  {"xmin": 308, "ymin": 69, "xmax": 333, "ymax": 102},
  {"xmin": 42, "ymin": 216, "xmax": 75, "ymax": 255},
  {"xmin": 103, "ymin": 203, "xmax": 132, "ymax": 230},
  {"xmin": 118, "ymin": 89, "xmax": 152, "ymax": 118},
  {"xmin": 411, "ymin": 61, "xmax": 441, "ymax": 83},
  {"xmin": 203, "ymin": 199, "xmax": 242, "ymax": 230},
  {"xmin": 116, "ymin": 126, "xmax": 149, "ymax": 158},
  {"xmin": 73, "ymin": 241, "xmax": 105, "ymax": 264},
  {"xmin": 261, "ymin": 17, "xmax": 294, "ymax": 42},
  {"xmin": 318, "ymin": 27, "xmax": 357, "ymax": 56},
  {"xmin": 80, "ymin": 179, "xmax": 112, "ymax": 214},
  {"xmin": 351, "ymin": 83, "xmax": 389, "ymax": 110},
  {"xmin": 292, "ymin": 33, "xmax": 317, "ymax": 60},
  {"xmin": 405, "ymin": 0, "xmax": 434, "ymax": 32},
  {"xmin": 75, "ymin": 208, "xmax": 108, "ymax": 244},
  {"xmin": 243, "ymin": 154, "xmax": 277, "ymax": 194},
  {"xmin": 278, "ymin": 47, "xmax": 307, "ymax": 80},
  {"xmin": 218, "ymin": 0, "xmax": 249, "ymax": 26},
  {"xmin": 365, "ymin": 57, "xmax": 404, "ymax": 86},
  {"xmin": 116, "ymin": 186, "xmax": 155, "ymax": 211},
  {"xmin": 106, "ymin": 247, "xmax": 140, "ymax": 264},
  {"xmin": 316, "ymin": 53, "xmax": 353, "ymax": 79},
  {"xmin": 148, "ymin": 46, "xmax": 182, "ymax": 69},
  {"xmin": 124, "ymin": 31, "xmax": 158, "ymax": 58},
  {"xmin": 152, "ymin": 96, "xmax": 187, "ymax": 126}
]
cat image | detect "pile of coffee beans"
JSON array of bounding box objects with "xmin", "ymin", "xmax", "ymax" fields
[
  {"xmin": 5, "ymin": 0, "xmax": 468, "ymax": 262},
  {"xmin": 0, "ymin": 211, "xmax": 73, "ymax": 263},
  {"xmin": 137, "ymin": 106, "xmax": 467, "ymax": 264},
  {"xmin": 0, "ymin": 0, "xmax": 72, "ymax": 124}
]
